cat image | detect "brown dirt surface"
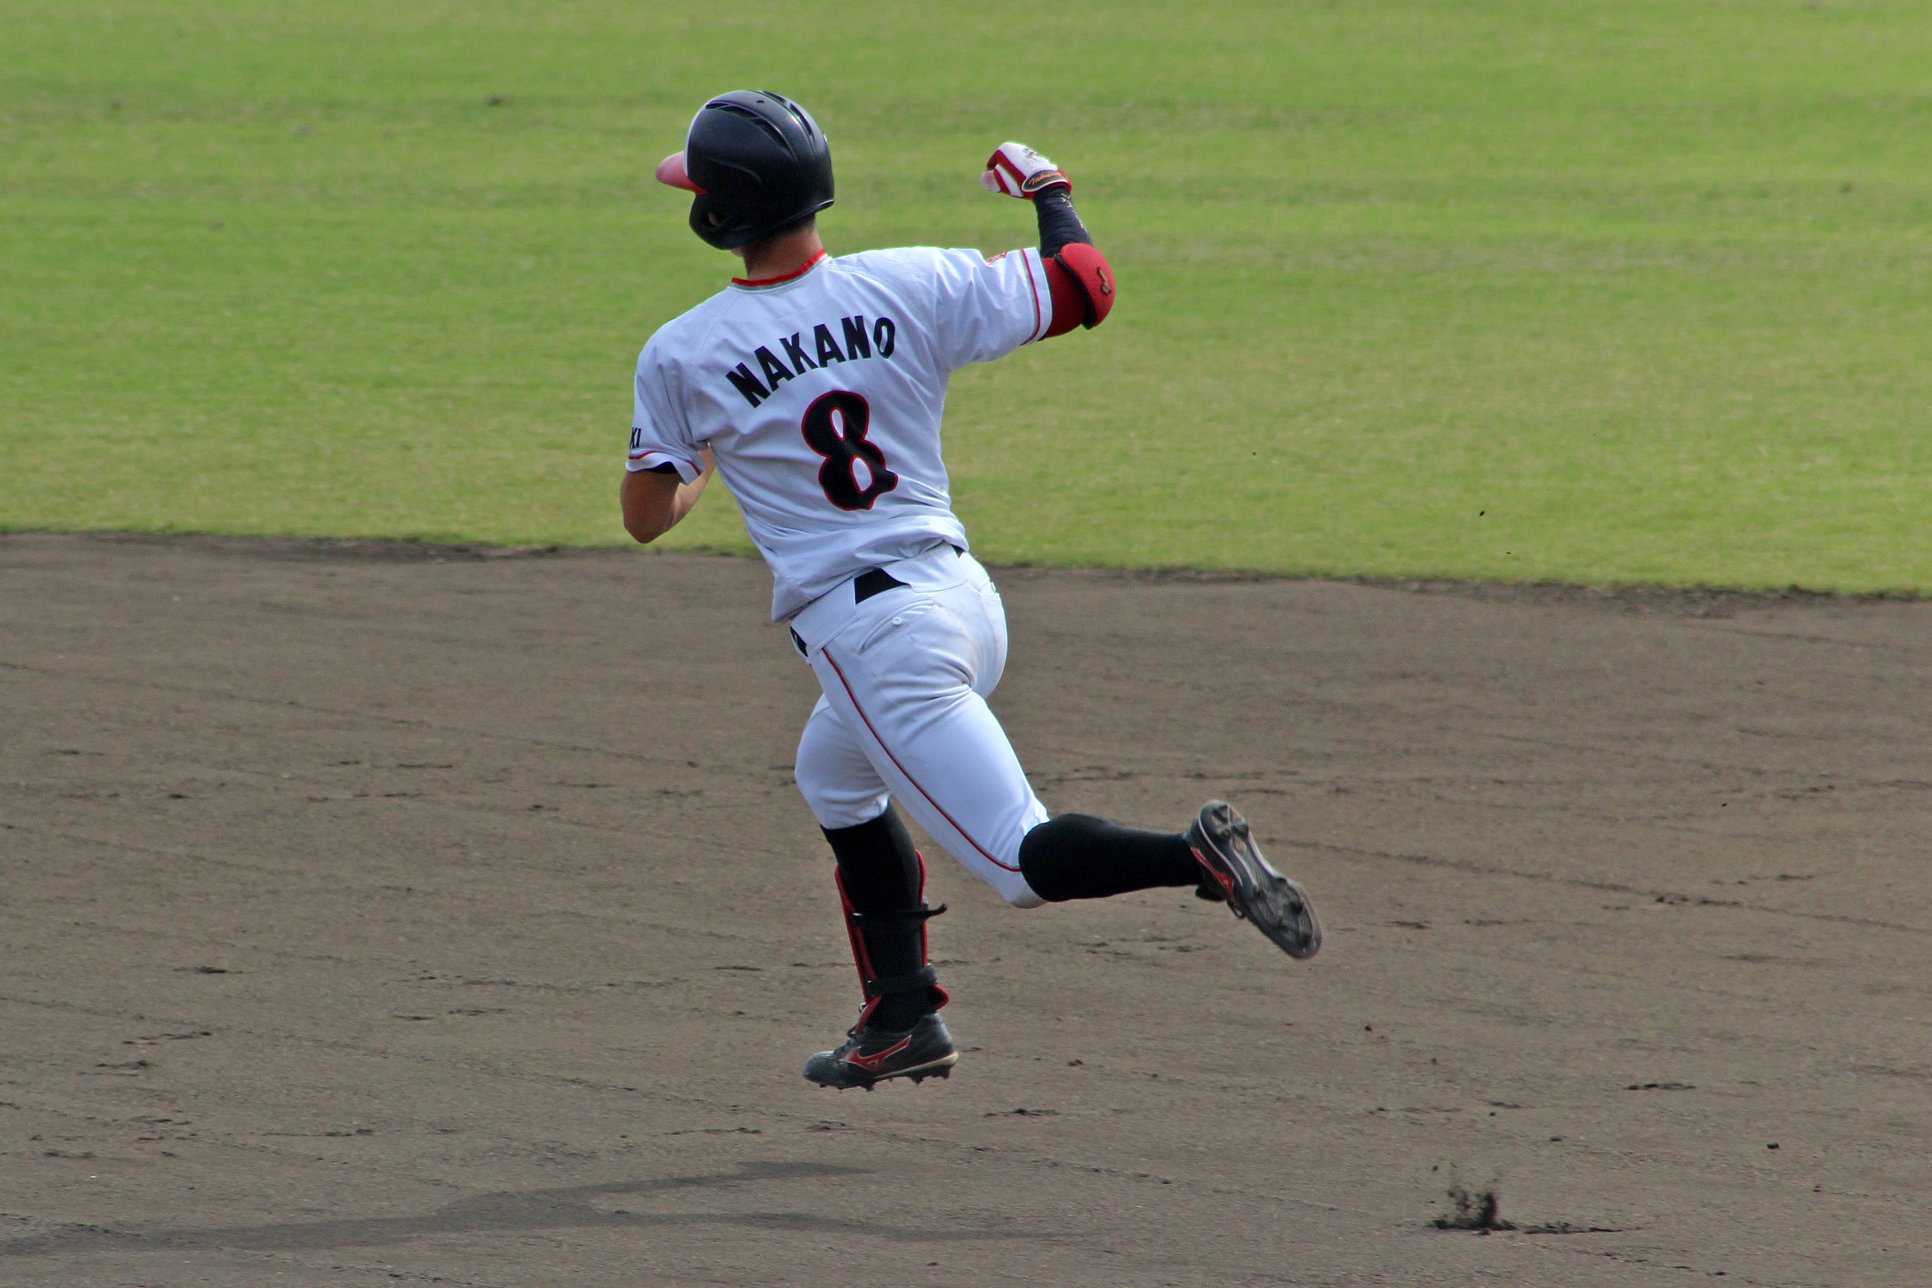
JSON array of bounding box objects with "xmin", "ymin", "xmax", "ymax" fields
[{"xmin": 4, "ymin": 531, "xmax": 1931, "ymax": 1287}]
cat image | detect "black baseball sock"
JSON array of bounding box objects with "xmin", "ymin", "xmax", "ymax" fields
[
  {"xmin": 1017, "ymin": 813, "xmax": 1203, "ymax": 902},
  {"xmin": 823, "ymin": 808, "xmax": 941, "ymax": 1031}
]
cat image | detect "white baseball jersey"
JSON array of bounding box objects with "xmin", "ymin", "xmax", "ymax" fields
[{"xmin": 628, "ymin": 245, "xmax": 1055, "ymax": 619}]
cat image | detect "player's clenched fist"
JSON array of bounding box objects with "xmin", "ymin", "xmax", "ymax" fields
[{"xmin": 979, "ymin": 142, "xmax": 1071, "ymax": 198}]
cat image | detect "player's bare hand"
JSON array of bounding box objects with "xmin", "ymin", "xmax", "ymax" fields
[{"xmin": 979, "ymin": 142, "xmax": 1071, "ymax": 199}]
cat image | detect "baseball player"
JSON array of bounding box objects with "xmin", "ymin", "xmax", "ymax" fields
[{"xmin": 625, "ymin": 90, "xmax": 1320, "ymax": 1090}]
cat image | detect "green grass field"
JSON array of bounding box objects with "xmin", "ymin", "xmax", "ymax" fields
[{"xmin": 4, "ymin": 0, "xmax": 1929, "ymax": 592}]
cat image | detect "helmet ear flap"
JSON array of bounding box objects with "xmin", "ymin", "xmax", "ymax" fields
[{"xmin": 688, "ymin": 194, "xmax": 744, "ymax": 248}]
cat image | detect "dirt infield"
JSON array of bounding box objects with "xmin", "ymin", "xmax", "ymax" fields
[{"xmin": 4, "ymin": 532, "xmax": 1929, "ymax": 1287}]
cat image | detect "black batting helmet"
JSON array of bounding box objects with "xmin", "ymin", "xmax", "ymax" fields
[{"xmin": 654, "ymin": 90, "xmax": 834, "ymax": 251}]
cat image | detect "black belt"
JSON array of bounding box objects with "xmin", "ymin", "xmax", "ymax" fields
[
  {"xmin": 792, "ymin": 550, "xmax": 963, "ymax": 656},
  {"xmin": 853, "ymin": 567, "xmax": 907, "ymax": 603},
  {"xmin": 853, "ymin": 546, "xmax": 962, "ymax": 603}
]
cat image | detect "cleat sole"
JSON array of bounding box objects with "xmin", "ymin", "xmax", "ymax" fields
[{"xmin": 1191, "ymin": 802, "xmax": 1322, "ymax": 960}]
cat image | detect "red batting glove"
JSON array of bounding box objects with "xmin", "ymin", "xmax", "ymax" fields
[{"xmin": 979, "ymin": 141, "xmax": 1071, "ymax": 198}]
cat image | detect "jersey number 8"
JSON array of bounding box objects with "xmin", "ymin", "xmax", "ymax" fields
[{"xmin": 802, "ymin": 390, "xmax": 899, "ymax": 511}]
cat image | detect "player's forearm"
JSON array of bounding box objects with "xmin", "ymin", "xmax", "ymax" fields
[
  {"xmin": 1034, "ymin": 189, "xmax": 1092, "ymax": 258},
  {"xmin": 663, "ymin": 471, "xmax": 712, "ymax": 532},
  {"xmin": 981, "ymin": 142, "xmax": 1114, "ymax": 336},
  {"xmin": 1036, "ymin": 187, "xmax": 1112, "ymax": 335}
]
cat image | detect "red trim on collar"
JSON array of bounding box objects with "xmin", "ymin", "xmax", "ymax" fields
[{"xmin": 732, "ymin": 250, "xmax": 828, "ymax": 289}]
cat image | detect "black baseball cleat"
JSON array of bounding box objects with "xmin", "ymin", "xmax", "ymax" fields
[
  {"xmin": 803, "ymin": 1012, "xmax": 958, "ymax": 1090},
  {"xmin": 1187, "ymin": 801, "xmax": 1322, "ymax": 960}
]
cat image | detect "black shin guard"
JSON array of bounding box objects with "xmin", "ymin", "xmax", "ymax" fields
[
  {"xmin": 823, "ymin": 808, "xmax": 948, "ymax": 1030},
  {"xmin": 1017, "ymin": 813, "xmax": 1202, "ymax": 902}
]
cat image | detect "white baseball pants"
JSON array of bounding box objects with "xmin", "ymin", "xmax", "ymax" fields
[{"xmin": 788, "ymin": 543, "xmax": 1048, "ymax": 907}]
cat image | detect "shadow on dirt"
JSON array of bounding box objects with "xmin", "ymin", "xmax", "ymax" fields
[{"xmin": 0, "ymin": 1160, "xmax": 1044, "ymax": 1258}]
